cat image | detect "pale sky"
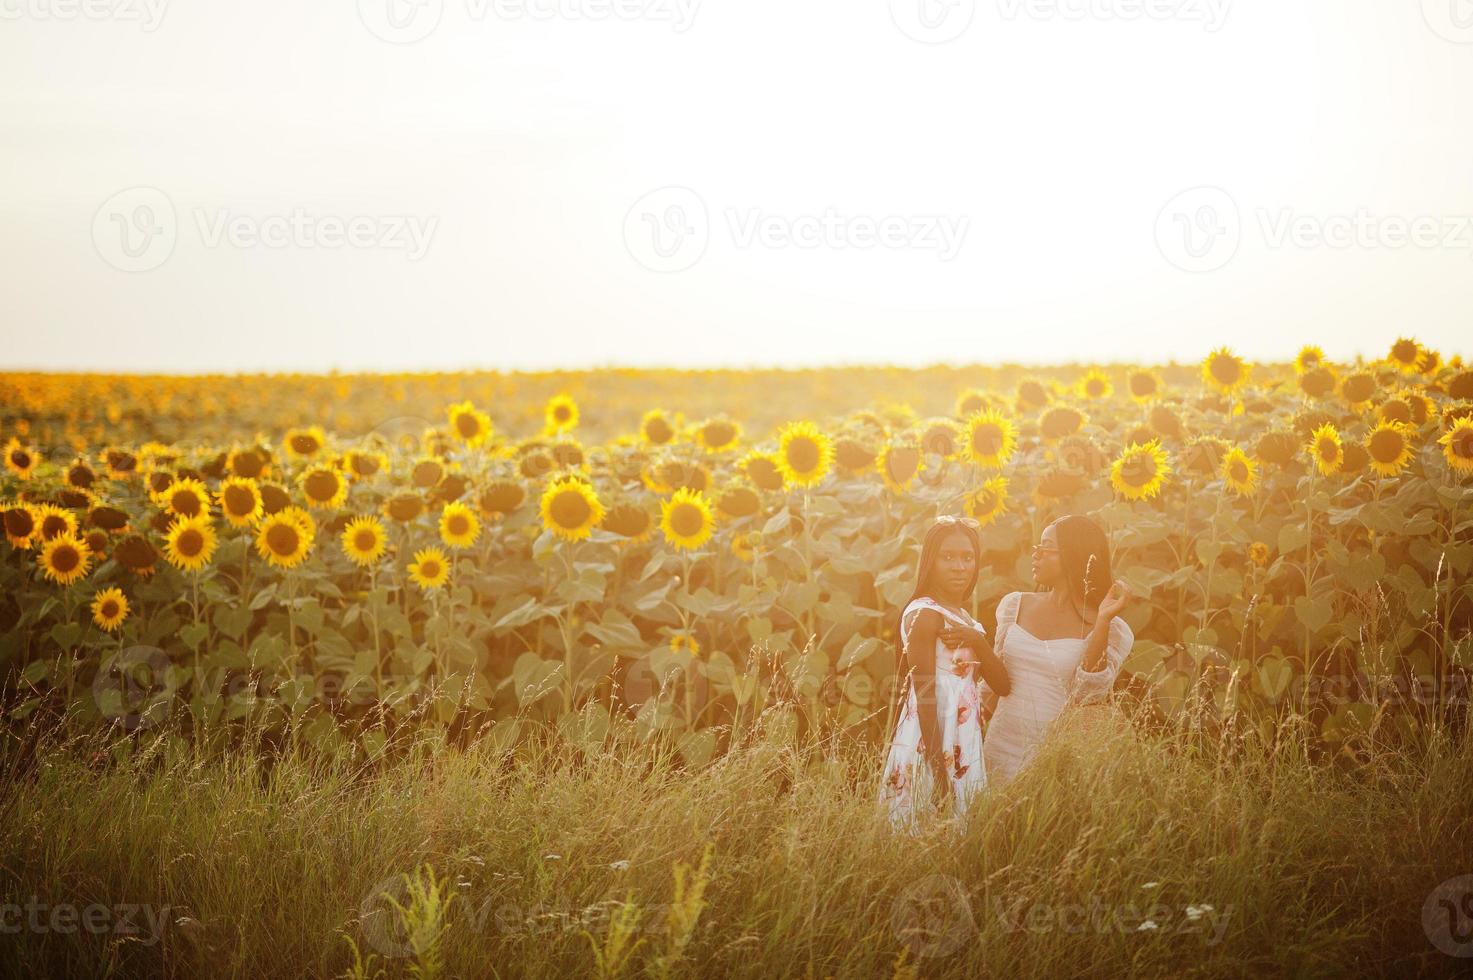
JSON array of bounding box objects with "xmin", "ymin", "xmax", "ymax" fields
[{"xmin": 2, "ymin": 1, "xmax": 1471, "ymax": 373}]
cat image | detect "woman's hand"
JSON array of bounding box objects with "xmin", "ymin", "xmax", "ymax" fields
[
  {"xmin": 938, "ymin": 625, "xmax": 987, "ymax": 650},
  {"xmin": 1097, "ymin": 579, "xmax": 1132, "ymax": 622}
]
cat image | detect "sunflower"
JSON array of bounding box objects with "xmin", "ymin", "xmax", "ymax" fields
[
  {"xmin": 669, "ymin": 632, "xmax": 701, "ymax": 657},
  {"xmin": 3, "ymin": 438, "xmax": 36, "ymax": 480},
  {"xmin": 1306, "ymin": 423, "xmax": 1343, "ymax": 476},
  {"xmin": 438, "ymin": 501, "xmax": 481, "ymax": 549},
  {"xmin": 1126, "ymin": 369, "xmax": 1164, "ymax": 403},
  {"xmin": 954, "ymin": 388, "xmax": 989, "ymax": 420},
  {"xmin": 408, "ymin": 547, "xmax": 451, "ymax": 592},
  {"xmin": 255, "ymin": 507, "xmax": 315, "ymax": 568},
  {"xmin": 775, "ymin": 420, "xmax": 835, "ymax": 488},
  {"xmin": 1221, "ymin": 447, "xmax": 1257, "ymax": 497},
  {"xmin": 833, "ymin": 436, "xmax": 878, "ymax": 474},
  {"xmin": 1076, "ymin": 368, "xmax": 1113, "ymax": 401},
  {"xmin": 1015, "ymin": 378, "xmax": 1051, "ymax": 412},
  {"xmin": 919, "ymin": 418, "xmax": 962, "ymax": 459},
  {"xmin": 91, "ymin": 587, "xmax": 129, "ymax": 632},
  {"xmin": 217, "ymin": 477, "xmax": 264, "ymax": 527},
  {"xmin": 1298, "ymin": 366, "xmax": 1338, "ymax": 399},
  {"xmin": 164, "ymin": 516, "xmax": 218, "ymax": 572},
  {"xmin": 1201, "ymin": 346, "xmax": 1250, "ymax": 395},
  {"xmin": 383, "ymin": 492, "xmax": 426, "ymax": 524},
  {"xmin": 738, "ymin": 451, "xmax": 785, "ymax": 492},
  {"xmin": 298, "ymin": 465, "xmax": 348, "ymax": 510},
  {"xmin": 341, "ymin": 515, "xmax": 388, "ymax": 567},
  {"xmin": 960, "ymin": 409, "xmax": 1017, "ymax": 469},
  {"xmin": 225, "ymin": 446, "xmax": 270, "ymax": 480},
  {"xmin": 878, "ymin": 440, "xmax": 925, "ymax": 495},
  {"xmin": 601, "ymin": 502, "xmax": 656, "ymax": 543},
  {"xmin": 1039, "ymin": 405, "xmax": 1086, "ymax": 442},
  {"xmin": 693, "ymin": 415, "xmax": 741, "ymax": 454},
  {"xmin": 540, "ymin": 475, "xmax": 606, "ymax": 542},
  {"xmin": 659, "ymin": 487, "xmax": 716, "ymax": 551},
  {"xmin": 410, "ymin": 456, "xmax": 446, "ymax": 489},
  {"xmin": 3, "ymin": 501, "xmax": 38, "ymax": 548},
  {"xmin": 1365, "ymin": 419, "xmax": 1415, "ymax": 477},
  {"xmin": 1437, "ymin": 418, "xmax": 1473, "ymax": 475},
  {"xmin": 448, "ymin": 400, "xmax": 494, "ymax": 447},
  {"xmin": 282, "ymin": 425, "xmax": 327, "ymax": 460},
  {"xmin": 342, "ymin": 449, "xmax": 388, "ymax": 481},
  {"xmin": 1248, "ymin": 541, "xmax": 1271, "ymax": 567},
  {"xmin": 544, "ymin": 394, "xmax": 579, "ymax": 436},
  {"xmin": 476, "ymin": 479, "xmax": 526, "ymax": 518},
  {"xmin": 1339, "ymin": 371, "xmax": 1378, "ymax": 412},
  {"xmin": 156, "ymin": 477, "xmax": 211, "ymax": 520},
  {"xmin": 640, "ymin": 409, "xmax": 678, "ymax": 446},
  {"xmin": 64, "ymin": 458, "xmax": 96, "ymax": 490},
  {"xmin": 1109, "ymin": 439, "xmax": 1170, "ymax": 501},
  {"xmin": 1294, "ymin": 345, "xmax": 1325, "ymax": 375},
  {"xmin": 715, "ymin": 483, "xmax": 760, "ymax": 520},
  {"xmin": 1387, "ymin": 337, "xmax": 1423, "ymax": 374},
  {"xmin": 34, "ymin": 503, "xmax": 79, "ymax": 542},
  {"xmin": 730, "ymin": 531, "xmax": 757, "ymax": 562},
  {"xmin": 39, "ymin": 533, "xmax": 91, "ymax": 585},
  {"xmin": 963, "ymin": 476, "xmax": 1009, "ymax": 526}
]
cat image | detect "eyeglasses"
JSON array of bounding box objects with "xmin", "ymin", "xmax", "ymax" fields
[{"xmin": 936, "ymin": 515, "xmax": 980, "ymax": 529}]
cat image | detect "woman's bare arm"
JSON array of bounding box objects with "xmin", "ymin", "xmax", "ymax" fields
[{"xmin": 904, "ymin": 608, "xmax": 949, "ymax": 785}]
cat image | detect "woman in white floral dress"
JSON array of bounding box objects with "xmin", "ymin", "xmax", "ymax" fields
[
  {"xmin": 981, "ymin": 515, "xmax": 1135, "ymax": 787},
  {"xmin": 877, "ymin": 516, "xmax": 1011, "ymax": 831}
]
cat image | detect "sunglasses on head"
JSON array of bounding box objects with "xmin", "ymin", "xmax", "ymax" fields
[{"xmin": 936, "ymin": 515, "xmax": 980, "ymax": 529}]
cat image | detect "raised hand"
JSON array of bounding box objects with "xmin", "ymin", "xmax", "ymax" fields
[{"xmin": 1098, "ymin": 579, "xmax": 1132, "ymax": 621}]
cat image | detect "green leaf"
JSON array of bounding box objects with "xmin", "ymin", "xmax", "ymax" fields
[{"xmin": 49, "ymin": 622, "xmax": 83, "ymax": 650}]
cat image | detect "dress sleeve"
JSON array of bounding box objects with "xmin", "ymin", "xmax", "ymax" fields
[
  {"xmin": 978, "ymin": 592, "xmax": 1018, "ymax": 701},
  {"xmin": 1069, "ymin": 616, "xmax": 1133, "ymax": 706}
]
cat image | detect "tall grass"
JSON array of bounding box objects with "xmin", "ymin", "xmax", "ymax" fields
[{"xmin": 2, "ymin": 705, "xmax": 1470, "ymax": 978}]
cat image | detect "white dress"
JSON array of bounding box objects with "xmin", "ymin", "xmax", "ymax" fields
[
  {"xmin": 981, "ymin": 590, "xmax": 1134, "ymax": 787},
  {"xmin": 877, "ymin": 596, "xmax": 988, "ymax": 832}
]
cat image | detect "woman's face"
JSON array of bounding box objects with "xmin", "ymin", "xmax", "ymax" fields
[
  {"xmin": 933, "ymin": 529, "xmax": 976, "ymax": 598},
  {"xmin": 1031, "ymin": 523, "xmax": 1063, "ymax": 587}
]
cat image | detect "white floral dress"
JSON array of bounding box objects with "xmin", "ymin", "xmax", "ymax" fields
[
  {"xmin": 877, "ymin": 596, "xmax": 988, "ymax": 831},
  {"xmin": 980, "ymin": 590, "xmax": 1134, "ymax": 787}
]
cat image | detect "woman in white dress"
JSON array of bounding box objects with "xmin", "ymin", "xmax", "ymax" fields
[
  {"xmin": 981, "ymin": 514, "xmax": 1135, "ymax": 787},
  {"xmin": 877, "ymin": 516, "xmax": 1012, "ymax": 831}
]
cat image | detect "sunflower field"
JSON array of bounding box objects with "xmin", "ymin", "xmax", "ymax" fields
[{"xmin": 3, "ymin": 339, "xmax": 1472, "ymax": 765}]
